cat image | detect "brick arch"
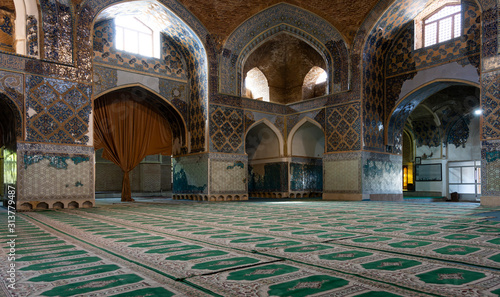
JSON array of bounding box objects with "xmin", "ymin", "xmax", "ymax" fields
[{"xmin": 220, "ymin": 3, "xmax": 349, "ymax": 97}]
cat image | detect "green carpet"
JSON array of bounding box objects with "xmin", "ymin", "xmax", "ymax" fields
[{"xmin": 2, "ymin": 200, "xmax": 500, "ymax": 296}]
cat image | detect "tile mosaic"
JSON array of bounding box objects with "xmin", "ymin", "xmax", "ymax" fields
[
  {"xmin": 25, "ymin": 75, "xmax": 92, "ymax": 145},
  {"xmin": 209, "ymin": 105, "xmax": 244, "ymax": 154}
]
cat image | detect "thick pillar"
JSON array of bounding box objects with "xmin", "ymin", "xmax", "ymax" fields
[{"xmin": 323, "ymin": 151, "xmax": 403, "ymax": 201}]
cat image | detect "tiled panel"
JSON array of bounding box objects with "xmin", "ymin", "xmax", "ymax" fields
[
  {"xmin": 40, "ymin": 0, "xmax": 73, "ymax": 64},
  {"xmin": 323, "ymin": 153, "xmax": 361, "ymax": 193},
  {"xmin": 0, "ymin": 9, "xmax": 14, "ymax": 53},
  {"xmin": 210, "ymin": 105, "xmax": 244, "ymax": 154},
  {"xmin": 412, "ymin": 120, "xmax": 441, "ymax": 148},
  {"xmin": 362, "ymin": 152, "xmax": 402, "ymax": 194},
  {"xmin": 159, "ymin": 79, "xmax": 189, "ymax": 121},
  {"xmin": 482, "ymin": 70, "xmax": 500, "ymax": 140},
  {"xmin": 219, "ymin": 3, "xmax": 348, "ymax": 96},
  {"xmin": 248, "ymin": 162, "xmax": 288, "ymax": 193},
  {"xmin": 290, "ymin": 162, "xmax": 322, "ymax": 192},
  {"xmin": 92, "ymin": 66, "xmax": 117, "ymax": 96},
  {"xmin": 17, "ymin": 143, "xmax": 94, "ymax": 203},
  {"xmin": 482, "ymin": 140, "xmax": 500, "ymax": 196},
  {"xmin": 173, "ymin": 154, "xmax": 208, "ymax": 194},
  {"xmin": 26, "ymin": 15, "xmax": 38, "ymax": 56},
  {"xmin": 25, "ymin": 75, "xmax": 92, "ymax": 145},
  {"xmin": 326, "ymin": 103, "xmax": 361, "ymax": 152},
  {"xmin": 210, "ymin": 159, "xmax": 247, "ymax": 194}
]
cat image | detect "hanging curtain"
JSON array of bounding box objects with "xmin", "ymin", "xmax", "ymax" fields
[{"xmin": 94, "ymin": 91, "xmax": 172, "ymax": 201}]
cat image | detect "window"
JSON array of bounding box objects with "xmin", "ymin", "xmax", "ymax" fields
[
  {"xmin": 244, "ymin": 67, "xmax": 270, "ymax": 102},
  {"xmin": 423, "ymin": 5, "xmax": 461, "ymax": 47},
  {"xmin": 115, "ymin": 16, "xmax": 159, "ymax": 58}
]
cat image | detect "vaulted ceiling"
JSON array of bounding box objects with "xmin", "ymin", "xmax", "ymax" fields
[{"xmin": 176, "ymin": 0, "xmax": 380, "ymax": 44}]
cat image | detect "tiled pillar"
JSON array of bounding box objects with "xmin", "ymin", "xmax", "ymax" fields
[
  {"xmin": 323, "ymin": 151, "xmax": 403, "ymax": 201},
  {"xmin": 209, "ymin": 153, "xmax": 248, "ymax": 201}
]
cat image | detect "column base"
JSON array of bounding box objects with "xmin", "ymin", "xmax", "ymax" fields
[{"xmin": 480, "ymin": 196, "xmax": 500, "ymax": 207}]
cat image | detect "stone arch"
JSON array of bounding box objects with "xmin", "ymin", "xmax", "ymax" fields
[
  {"xmin": 287, "ymin": 117, "xmax": 325, "ymax": 157},
  {"xmin": 245, "ymin": 118, "xmax": 284, "ymax": 157},
  {"xmin": 386, "ymin": 79, "xmax": 480, "ymax": 154},
  {"xmin": 220, "ymin": 3, "xmax": 349, "ymax": 97},
  {"xmin": 83, "ymin": 0, "xmax": 209, "ymax": 153},
  {"xmin": 93, "ymin": 85, "xmax": 188, "ymax": 153}
]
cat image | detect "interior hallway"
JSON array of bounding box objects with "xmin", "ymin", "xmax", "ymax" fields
[{"xmin": 2, "ymin": 199, "xmax": 500, "ymax": 296}]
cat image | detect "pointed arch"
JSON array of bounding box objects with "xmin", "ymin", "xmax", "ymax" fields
[
  {"xmin": 93, "ymin": 85, "xmax": 188, "ymax": 152},
  {"xmin": 386, "ymin": 79, "xmax": 480, "ymax": 154},
  {"xmin": 220, "ymin": 3, "xmax": 349, "ymax": 97},
  {"xmin": 0, "ymin": 93, "xmax": 22, "ymax": 145},
  {"xmin": 287, "ymin": 117, "xmax": 325, "ymax": 157},
  {"xmin": 244, "ymin": 67, "xmax": 270, "ymax": 101},
  {"xmin": 245, "ymin": 118, "xmax": 284, "ymax": 157},
  {"xmin": 303, "ymin": 66, "xmax": 327, "ymax": 100}
]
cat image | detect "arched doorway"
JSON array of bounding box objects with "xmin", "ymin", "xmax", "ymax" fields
[
  {"xmin": 288, "ymin": 119, "xmax": 325, "ymax": 198},
  {"xmin": 246, "ymin": 120, "xmax": 284, "ymax": 198},
  {"xmin": 389, "ymin": 82, "xmax": 481, "ymax": 201},
  {"xmin": 0, "ymin": 94, "xmax": 20, "ymax": 206},
  {"xmin": 93, "ymin": 86, "xmax": 187, "ymax": 201}
]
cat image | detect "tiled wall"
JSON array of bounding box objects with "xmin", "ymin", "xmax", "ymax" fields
[
  {"xmin": 93, "ymin": 20, "xmax": 187, "ymax": 80},
  {"xmin": 248, "ymin": 162, "xmax": 288, "ymax": 194},
  {"xmin": 323, "ymin": 153, "xmax": 362, "ymax": 194},
  {"xmin": 25, "ymin": 75, "xmax": 92, "ymax": 145},
  {"xmin": 0, "ymin": 9, "xmax": 14, "ymax": 53},
  {"xmin": 40, "ymin": 0, "xmax": 73, "ymax": 64},
  {"xmin": 290, "ymin": 161, "xmax": 322, "ymax": 192},
  {"xmin": 17, "ymin": 143, "xmax": 94, "ymax": 209},
  {"xmin": 219, "ymin": 3, "xmax": 349, "ymax": 97},
  {"xmin": 173, "ymin": 154, "xmax": 208, "ymax": 194},
  {"xmin": 362, "ymin": 152, "xmax": 402, "ymax": 195},
  {"xmin": 209, "ymin": 154, "xmax": 247, "ymax": 194},
  {"xmin": 482, "ymin": 140, "xmax": 500, "ymax": 197},
  {"xmin": 209, "ymin": 105, "xmax": 245, "ymax": 154}
]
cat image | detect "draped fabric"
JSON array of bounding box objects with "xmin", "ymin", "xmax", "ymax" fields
[{"xmin": 94, "ymin": 92, "xmax": 172, "ymax": 201}]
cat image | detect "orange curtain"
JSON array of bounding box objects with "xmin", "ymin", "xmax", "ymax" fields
[{"xmin": 94, "ymin": 92, "xmax": 172, "ymax": 201}]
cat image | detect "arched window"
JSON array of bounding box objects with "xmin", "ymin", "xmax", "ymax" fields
[
  {"xmin": 244, "ymin": 67, "xmax": 270, "ymax": 102},
  {"xmin": 115, "ymin": 16, "xmax": 160, "ymax": 58},
  {"xmin": 302, "ymin": 66, "xmax": 327, "ymax": 100},
  {"xmin": 414, "ymin": 2, "xmax": 462, "ymax": 49},
  {"xmin": 423, "ymin": 5, "xmax": 461, "ymax": 47}
]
